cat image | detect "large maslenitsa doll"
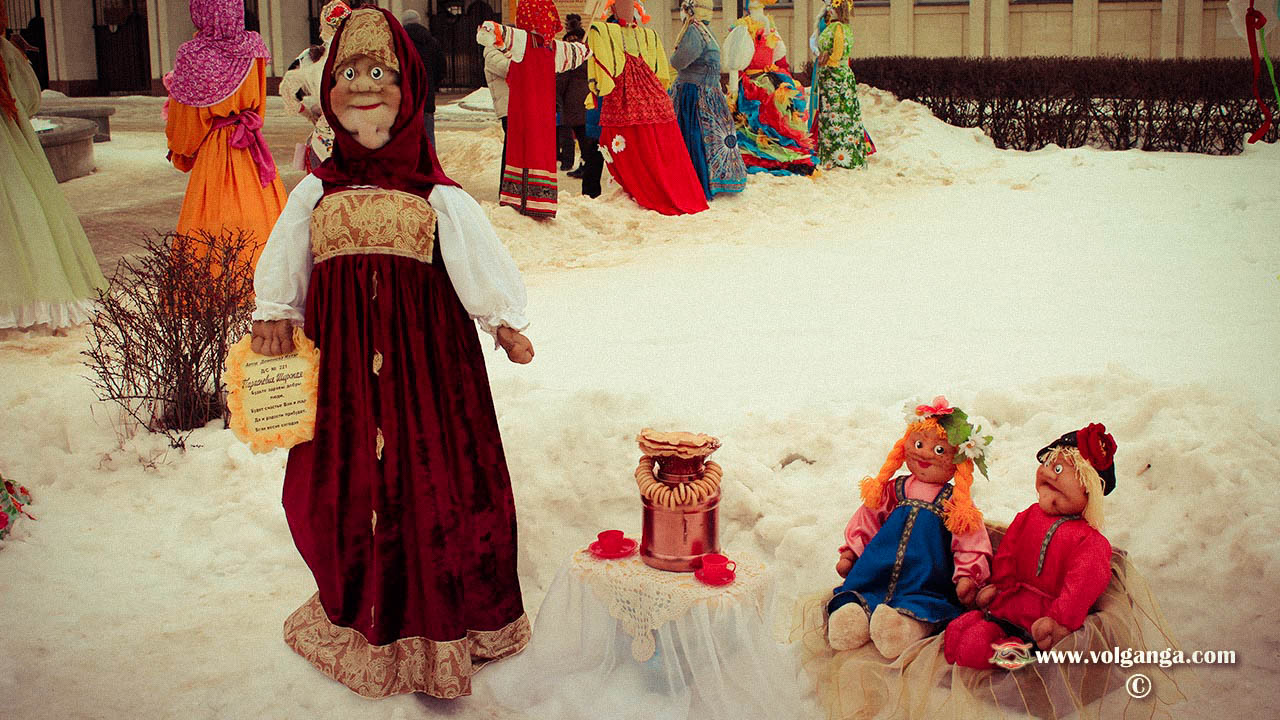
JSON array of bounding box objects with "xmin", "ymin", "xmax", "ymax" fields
[{"xmin": 250, "ymin": 7, "xmax": 535, "ymax": 700}]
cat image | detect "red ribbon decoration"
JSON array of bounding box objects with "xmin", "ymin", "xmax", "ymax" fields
[{"xmin": 1246, "ymin": 2, "xmax": 1274, "ymax": 144}]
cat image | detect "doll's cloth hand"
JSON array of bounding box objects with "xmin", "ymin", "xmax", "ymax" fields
[
  {"xmin": 974, "ymin": 584, "xmax": 998, "ymax": 609},
  {"xmin": 955, "ymin": 577, "xmax": 979, "ymax": 607},
  {"xmin": 1031, "ymin": 616, "xmax": 1070, "ymax": 650},
  {"xmin": 497, "ymin": 326, "xmax": 534, "ymax": 364},
  {"xmin": 251, "ymin": 319, "xmax": 295, "ymax": 356},
  {"xmin": 836, "ymin": 548, "xmax": 857, "ymax": 578}
]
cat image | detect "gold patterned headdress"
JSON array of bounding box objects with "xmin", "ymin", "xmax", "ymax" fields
[{"xmin": 333, "ymin": 8, "xmax": 400, "ymax": 73}]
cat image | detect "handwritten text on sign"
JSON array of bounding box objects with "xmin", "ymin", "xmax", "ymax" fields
[{"xmin": 238, "ymin": 353, "xmax": 313, "ymax": 435}]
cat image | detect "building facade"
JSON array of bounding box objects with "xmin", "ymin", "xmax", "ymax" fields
[{"xmin": 3, "ymin": 0, "xmax": 1254, "ymax": 97}]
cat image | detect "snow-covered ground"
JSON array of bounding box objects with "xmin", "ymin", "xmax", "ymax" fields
[{"xmin": 2, "ymin": 87, "xmax": 1278, "ymax": 719}]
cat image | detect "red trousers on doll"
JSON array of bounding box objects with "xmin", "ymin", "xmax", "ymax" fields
[{"xmin": 944, "ymin": 610, "xmax": 1030, "ymax": 669}]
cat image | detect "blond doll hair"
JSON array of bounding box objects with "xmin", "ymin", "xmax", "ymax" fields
[{"xmin": 859, "ymin": 418, "xmax": 984, "ymax": 535}]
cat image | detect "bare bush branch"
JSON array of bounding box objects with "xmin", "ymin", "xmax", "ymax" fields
[{"xmin": 82, "ymin": 229, "xmax": 259, "ymax": 450}]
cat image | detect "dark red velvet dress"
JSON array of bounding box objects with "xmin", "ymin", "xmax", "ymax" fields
[{"xmin": 279, "ymin": 187, "xmax": 528, "ymax": 699}]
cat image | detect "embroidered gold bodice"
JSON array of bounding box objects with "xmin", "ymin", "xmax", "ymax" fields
[{"xmin": 310, "ymin": 189, "xmax": 437, "ymax": 264}]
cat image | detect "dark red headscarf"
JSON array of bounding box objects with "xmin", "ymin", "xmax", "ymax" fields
[{"xmin": 313, "ymin": 7, "xmax": 458, "ymax": 198}]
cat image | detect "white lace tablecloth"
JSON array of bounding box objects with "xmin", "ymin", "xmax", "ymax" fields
[{"xmin": 482, "ymin": 546, "xmax": 805, "ymax": 720}]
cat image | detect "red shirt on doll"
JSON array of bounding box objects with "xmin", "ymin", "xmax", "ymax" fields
[{"xmin": 987, "ymin": 504, "xmax": 1112, "ymax": 631}]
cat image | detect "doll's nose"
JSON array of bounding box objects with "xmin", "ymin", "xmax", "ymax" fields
[
  {"xmin": 1035, "ymin": 464, "xmax": 1053, "ymax": 484},
  {"xmin": 349, "ymin": 74, "xmax": 378, "ymax": 92}
]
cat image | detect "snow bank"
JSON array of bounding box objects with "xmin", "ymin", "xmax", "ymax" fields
[{"xmin": 1, "ymin": 85, "xmax": 1277, "ymax": 719}]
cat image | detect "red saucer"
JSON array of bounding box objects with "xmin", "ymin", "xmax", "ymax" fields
[
  {"xmin": 694, "ymin": 567, "xmax": 735, "ymax": 586},
  {"xmin": 588, "ymin": 538, "xmax": 638, "ymax": 559}
]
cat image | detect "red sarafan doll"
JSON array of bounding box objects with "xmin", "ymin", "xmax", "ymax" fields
[{"xmin": 943, "ymin": 423, "xmax": 1118, "ymax": 668}]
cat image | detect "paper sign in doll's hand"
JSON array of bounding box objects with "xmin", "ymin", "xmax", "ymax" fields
[
  {"xmin": 956, "ymin": 577, "xmax": 979, "ymax": 607},
  {"xmin": 496, "ymin": 326, "xmax": 534, "ymax": 364},
  {"xmin": 836, "ymin": 548, "xmax": 857, "ymax": 578},
  {"xmin": 975, "ymin": 584, "xmax": 998, "ymax": 609},
  {"xmin": 251, "ymin": 319, "xmax": 295, "ymax": 356},
  {"xmin": 1031, "ymin": 616, "xmax": 1070, "ymax": 650}
]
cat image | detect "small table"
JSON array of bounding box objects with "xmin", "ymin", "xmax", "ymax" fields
[{"xmin": 483, "ymin": 546, "xmax": 805, "ymax": 720}]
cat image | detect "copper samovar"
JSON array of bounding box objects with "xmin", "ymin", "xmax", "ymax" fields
[{"xmin": 634, "ymin": 429, "xmax": 723, "ymax": 572}]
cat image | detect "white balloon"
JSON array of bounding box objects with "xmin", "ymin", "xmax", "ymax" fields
[{"xmin": 1228, "ymin": 0, "xmax": 1279, "ymax": 41}]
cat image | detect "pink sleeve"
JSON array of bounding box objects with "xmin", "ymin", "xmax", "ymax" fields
[
  {"xmin": 950, "ymin": 523, "xmax": 994, "ymax": 585},
  {"xmin": 1046, "ymin": 531, "xmax": 1113, "ymax": 630},
  {"xmin": 839, "ymin": 493, "xmax": 892, "ymax": 556}
]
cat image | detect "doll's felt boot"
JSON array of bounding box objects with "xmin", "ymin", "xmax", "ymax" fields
[
  {"xmin": 827, "ymin": 603, "xmax": 871, "ymax": 651},
  {"xmin": 869, "ymin": 604, "xmax": 933, "ymax": 659}
]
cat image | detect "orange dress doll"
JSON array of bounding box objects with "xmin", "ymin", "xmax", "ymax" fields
[{"xmin": 165, "ymin": 0, "xmax": 286, "ymax": 267}]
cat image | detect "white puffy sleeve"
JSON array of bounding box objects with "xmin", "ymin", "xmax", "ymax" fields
[
  {"xmin": 553, "ymin": 40, "xmax": 591, "ymax": 72},
  {"xmin": 478, "ymin": 21, "xmax": 528, "ymax": 62},
  {"xmin": 431, "ymin": 184, "xmax": 529, "ymax": 337},
  {"xmin": 721, "ymin": 24, "xmax": 754, "ymax": 73},
  {"xmin": 252, "ymin": 173, "xmax": 324, "ymax": 322}
]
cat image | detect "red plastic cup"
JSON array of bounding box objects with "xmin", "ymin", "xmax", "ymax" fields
[
  {"xmin": 597, "ymin": 529, "xmax": 625, "ymax": 552},
  {"xmin": 701, "ymin": 553, "xmax": 735, "ymax": 577}
]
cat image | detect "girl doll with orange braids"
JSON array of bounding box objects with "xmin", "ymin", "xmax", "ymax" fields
[{"xmin": 827, "ymin": 396, "xmax": 994, "ymax": 658}]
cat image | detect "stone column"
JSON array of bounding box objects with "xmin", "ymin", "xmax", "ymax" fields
[
  {"xmin": 651, "ymin": 0, "xmax": 674, "ymax": 54},
  {"xmin": 889, "ymin": 0, "xmax": 913, "ymax": 54},
  {"xmin": 265, "ymin": 0, "xmax": 287, "ymax": 76},
  {"xmin": 1071, "ymin": 0, "xmax": 1098, "ymax": 56},
  {"xmin": 968, "ymin": 0, "xmax": 987, "ymax": 56},
  {"xmin": 1183, "ymin": 0, "xmax": 1203, "ymax": 57},
  {"xmin": 1159, "ymin": 0, "xmax": 1179, "ymax": 58},
  {"xmin": 146, "ymin": 0, "xmax": 162, "ymax": 83},
  {"xmin": 792, "ymin": 0, "xmax": 812, "ymax": 69},
  {"xmin": 988, "ymin": 0, "xmax": 1008, "ymax": 56}
]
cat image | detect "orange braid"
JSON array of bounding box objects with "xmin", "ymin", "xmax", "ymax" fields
[
  {"xmin": 859, "ymin": 433, "xmax": 907, "ymax": 510},
  {"xmin": 943, "ymin": 458, "xmax": 983, "ymax": 535},
  {"xmin": 0, "ymin": 6, "xmax": 20, "ymax": 124}
]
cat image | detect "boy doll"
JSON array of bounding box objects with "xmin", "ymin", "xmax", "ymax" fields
[{"xmin": 944, "ymin": 423, "xmax": 1117, "ymax": 668}]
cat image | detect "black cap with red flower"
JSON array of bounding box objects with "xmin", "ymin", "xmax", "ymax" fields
[{"xmin": 1036, "ymin": 422, "xmax": 1118, "ymax": 495}]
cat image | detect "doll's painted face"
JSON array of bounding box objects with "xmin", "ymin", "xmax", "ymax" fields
[
  {"xmin": 331, "ymin": 54, "xmax": 401, "ymax": 149},
  {"xmin": 614, "ymin": 0, "xmax": 636, "ymax": 23},
  {"xmin": 904, "ymin": 429, "xmax": 958, "ymax": 485},
  {"xmin": 1036, "ymin": 453, "xmax": 1089, "ymax": 516}
]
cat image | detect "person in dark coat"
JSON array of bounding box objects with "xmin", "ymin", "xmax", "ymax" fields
[
  {"xmin": 554, "ymin": 15, "xmax": 601, "ymax": 195},
  {"xmin": 555, "ymin": 15, "xmax": 585, "ymax": 172},
  {"xmin": 401, "ymin": 10, "xmax": 447, "ymax": 147}
]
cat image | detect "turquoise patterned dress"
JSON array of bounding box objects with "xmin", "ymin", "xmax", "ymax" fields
[
  {"xmin": 669, "ymin": 23, "xmax": 747, "ymax": 198},
  {"xmin": 814, "ymin": 21, "xmax": 874, "ymax": 169}
]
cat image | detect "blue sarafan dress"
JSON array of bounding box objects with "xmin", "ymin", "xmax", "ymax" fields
[
  {"xmin": 828, "ymin": 476, "xmax": 965, "ymax": 624},
  {"xmin": 668, "ymin": 22, "xmax": 747, "ymax": 199}
]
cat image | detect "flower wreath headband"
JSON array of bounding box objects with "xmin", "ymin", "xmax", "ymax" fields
[{"xmin": 903, "ymin": 395, "xmax": 993, "ymax": 478}]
